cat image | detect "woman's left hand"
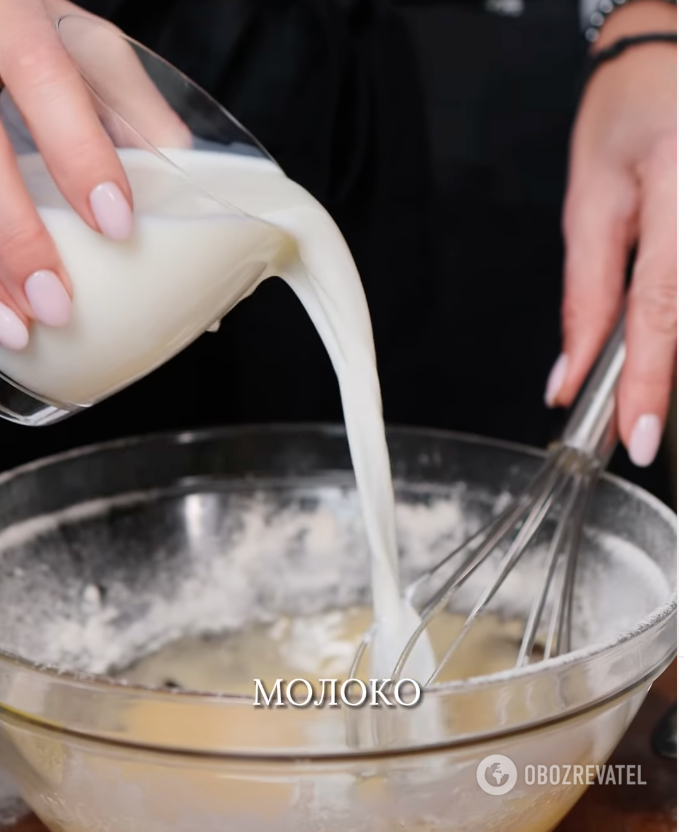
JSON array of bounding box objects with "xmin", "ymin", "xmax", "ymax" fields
[{"xmin": 546, "ymin": 0, "xmax": 676, "ymax": 467}]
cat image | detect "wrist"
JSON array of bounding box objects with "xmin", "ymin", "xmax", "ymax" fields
[{"xmin": 594, "ymin": 0, "xmax": 677, "ymax": 49}]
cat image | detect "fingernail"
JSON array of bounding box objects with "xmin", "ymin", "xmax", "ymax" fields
[
  {"xmin": 25, "ymin": 270, "xmax": 71, "ymax": 327},
  {"xmin": 628, "ymin": 414, "xmax": 662, "ymax": 467},
  {"xmin": 89, "ymin": 182, "xmax": 133, "ymax": 241},
  {"xmin": 0, "ymin": 303, "xmax": 29, "ymax": 351},
  {"xmin": 544, "ymin": 353, "xmax": 568, "ymax": 407}
]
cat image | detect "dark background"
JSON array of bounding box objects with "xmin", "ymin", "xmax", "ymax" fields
[{"xmin": 0, "ymin": 0, "xmax": 674, "ymax": 506}]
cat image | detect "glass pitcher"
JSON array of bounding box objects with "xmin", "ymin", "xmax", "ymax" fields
[{"xmin": 0, "ymin": 15, "xmax": 284, "ymax": 426}]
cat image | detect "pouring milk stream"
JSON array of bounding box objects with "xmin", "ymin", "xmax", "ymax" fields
[{"xmin": 3, "ymin": 148, "xmax": 437, "ymax": 689}]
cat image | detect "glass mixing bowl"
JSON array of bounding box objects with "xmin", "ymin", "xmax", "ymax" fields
[{"xmin": 0, "ymin": 425, "xmax": 676, "ymax": 832}]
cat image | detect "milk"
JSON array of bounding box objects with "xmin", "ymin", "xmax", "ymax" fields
[
  {"xmin": 6, "ymin": 148, "xmax": 436, "ymax": 684},
  {"xmin": 4, "ymin": 152, "xmax": 290, "ymax": 405}
]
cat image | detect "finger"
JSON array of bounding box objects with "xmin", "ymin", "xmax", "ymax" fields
[
  {"xmin": 546, "ymin": 165, "xmax": 638, "ymax": 408},
  {"xmin": 0, "ymin": 0, "xmax": 134, "ymax": 240},
  {"xmin": 618, "ymin": 138, "xmax": 676, "ymax": 467},
  {"xmin": 0, "ymin": 123, "xmax": 72, "ymax": 349},
  {"xmin": 51, "ymin": 10, "xmax": 192, "ymax": 150},
  {"xmin": 48, "ymin": 3, "xmax": 192, "ymax": 149}
]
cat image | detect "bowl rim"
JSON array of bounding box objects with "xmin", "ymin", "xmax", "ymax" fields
[{"xmin": 0, "ymin": 423, "xmax": 677, "ymax": 758}]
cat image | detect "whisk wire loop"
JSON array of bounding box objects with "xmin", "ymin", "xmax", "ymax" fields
[{"xmin": 348, "ymin": 313, "xmax": 626, "ymax": 692}]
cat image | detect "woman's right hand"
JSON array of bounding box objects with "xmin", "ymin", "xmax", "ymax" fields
[{"xmin": 0, "ymin": 0, "xmax": 189, "ymax": 351}]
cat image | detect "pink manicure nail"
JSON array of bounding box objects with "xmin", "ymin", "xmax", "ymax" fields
[
  {"xmin": 25, "ymin": 270, "xmax": 72, "ymax": 327},
  {"xmin": 89, "ymin": 182, "xmax": 134, "ymax": 241},
  {"xmin": 0, "ymin": 302, "xmax": 29, "ymax": 351},
  {"xmin": 628, "ymin": 414, "xmax": 662, "ymax": 467},
  {"xmin": 544, "ymin": 353, "xmax": 568, "ymax": 407}
]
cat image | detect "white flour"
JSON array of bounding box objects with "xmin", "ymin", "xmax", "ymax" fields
[{"xmin": 0, "ymin": 484, "xmax": 670, "ymax": 680}]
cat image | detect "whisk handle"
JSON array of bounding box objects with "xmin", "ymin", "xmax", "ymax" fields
[{"xmin": 560, "ymin": 313, "xmax": 626, "ymax": 465}]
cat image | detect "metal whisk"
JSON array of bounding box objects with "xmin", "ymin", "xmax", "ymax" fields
[{"xmin": 350, "ymin": 314, "xmax": 627, "ymax": 688}]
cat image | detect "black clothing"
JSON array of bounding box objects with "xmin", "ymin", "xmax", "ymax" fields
[{"xmin": 0, "ymin": 0, "xmax": 672, "ymax": 504}]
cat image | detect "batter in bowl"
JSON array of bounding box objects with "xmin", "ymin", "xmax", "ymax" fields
[{"xmin": 117, "ymin": 608, "xmax": 538, "ymax": 695}]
